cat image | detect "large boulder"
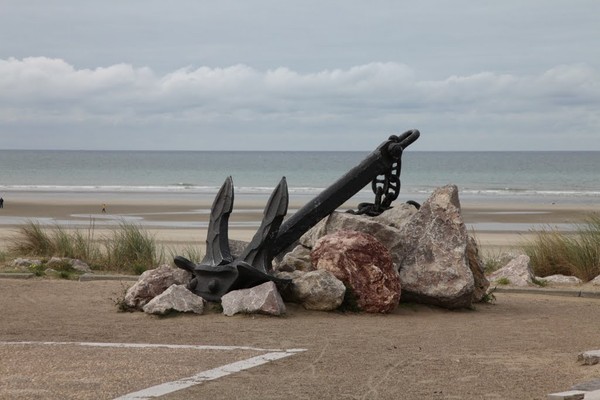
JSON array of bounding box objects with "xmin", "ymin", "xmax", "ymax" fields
[
  {"xmin": 143, "ymin": 284, "xmax": 205, "ymax": 315},
  {"xmin": 221, "ymin": 281, "xmax": 286, "ymax": 316},
  {"xmin": 277, "ymin": 269, "xmax": 346, "ymax": 311},
  {"xmin": 311, "ymin": 230, "xmax": 400, "ymax": 313},
  {"xmin": 466, "ymin": 236, "xmax": 491, "ymax": 302},
  {"xmin": 300, "ymin": 205, "xmax": 416, "ymax": 269},
  {"xmin": 124, "ymin": 265, "xmax": 192, "ymax": 309},
  {"xmin": 487, "ymin": 254, "xmax": 534, "ymax": 287},
  {"xmin": 395, "ymin": 185, "xmax": 475, "ymax": 309}
]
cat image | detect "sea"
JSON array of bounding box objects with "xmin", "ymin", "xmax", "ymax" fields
[{"xmin": 0, "ymin": 150, "xmax": 599, "ymax": 205}]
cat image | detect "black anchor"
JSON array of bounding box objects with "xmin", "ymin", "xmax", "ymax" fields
[
  {"xmin": 174, "ymin": 176, "xmax": 291, "ymax": 302},
  {"xmin": 175, "ymin": 129, "xmax": 420, "ymax": 301}
]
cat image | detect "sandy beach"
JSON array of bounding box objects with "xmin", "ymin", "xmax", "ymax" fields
[
  {"xmin": 1, "ymin": 279, "xmax": 600, "ymax": 399},
  {"xmin": 0, "ymin": 190, "xmax": 597, "ymax": 257},
  {"xmin": 0, "ymin": 192, "xmax": 599, "ymax": 400}
]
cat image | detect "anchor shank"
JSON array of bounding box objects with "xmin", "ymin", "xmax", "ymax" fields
[{"xmin": 273, "ymin": 129, "xmax": 420, "ymax": 255}]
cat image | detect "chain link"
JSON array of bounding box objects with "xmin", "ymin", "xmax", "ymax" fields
[{"xmin": 350, "ymin": 142, "xmax": 403, "ymax": 216}]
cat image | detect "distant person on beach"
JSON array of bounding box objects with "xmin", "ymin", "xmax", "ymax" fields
[
  {"xmin": 101, "ymin": 203, "xmax": 106, "ymax": 213},
  {"xmin": 0, "ymin": 197, "xmax": 3, "ymax": 208}
]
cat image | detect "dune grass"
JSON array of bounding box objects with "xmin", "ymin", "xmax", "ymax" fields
[
  {"xmin": 103, "ymin": 222, "xmax": 164, "ymax": 274},
  {"xmin": 9, "ymin": 220, "xmax": 167, "ymax": 274},
  {"xmin": 522, "ymin": 214, "xmax": 600, "ymax": 281}
]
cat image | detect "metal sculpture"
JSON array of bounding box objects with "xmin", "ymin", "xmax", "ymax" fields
[{"xmin": 175, "ymin": 129, "xmax": 420, "ymax": 301}]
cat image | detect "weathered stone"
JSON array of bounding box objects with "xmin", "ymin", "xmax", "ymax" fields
[
  {"xmin": 578, "ymin": 350, "xmax": 600, "ymax": 366},
  {"xmin": 46, "ymin": 257, "xmax": 67, "ymax": 268},
  {"xmin": 487, "ymin": 255, "xmax": 534, "ymax": 287},
  {"xmin": 311, "ymin": 230, "xmax": 400, "ymax": 313},
  {"xmin": 228, "ymin": 239, "xmax": 249, "ymax": 259},
  {"xmin": 277, "ymin": 269, "xmax": 346, "ymax": 311},
  {"xmin": 143, "ymin": 284, "xmax": 205, "ymax": 315},
  {"xmin": 124, "ymin": 264, "xmax": 192, "ymax": 309},
  {"xmin": 536, "ymin": 274, "xmax": 582, "ymax": 286},
  {"xmin": 466, "ymin": 236, "xmax": 490, "ymax": 302},
  {"xmin": 571, "ymin": 378, "xmax": 600, "ymax": 391},
  {"xmin": 11, "ymin": 258, "xmax": 42, "ymax": 268},
  {"xmin": 276, "ymin": 245, "xmax": 313, "ymax": 272},
  {"xmin": 395, "ymin": 185, "xmax": 475, "ymax": 309},
  {"xmin": 547, "ymin": 391, "xmax": 585, "ymax": 400},
  {"xmin": 221, "ymin": 281, "xmax": 286, "ymax": 316},
  {"xmin": 71, "ymin": 259, "xmax": 92, "ymax": 273},
  {"xmin": 591, "ymin": 275, "xmax": 600, "ymax": 286},
  {"xmin": 371, "ymin": 203, "xmax": 419, "ymax": 230}
]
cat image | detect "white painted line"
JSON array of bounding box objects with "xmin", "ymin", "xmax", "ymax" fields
[
  {"xmin": 0, "ymin": 341, "xmax": 307, "ymax": 399},
  {"xmin": 0, "ymin": 341, "xmax": 292, "ymax": 353},
  {"xmin": 114, "ymin": 351, "xmax": 296, "ymax": 399}
]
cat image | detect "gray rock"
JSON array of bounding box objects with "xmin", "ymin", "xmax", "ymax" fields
[
  {"xmin": 591, "ymin": 275, "xmax": 600, "ymax": 286},
  {"xmin": 11, "ymin": 258, "xmax": 42, "ymax": 268},
  {"xmin": 276, "ymin": 245, "xmax": 313, "ymax": 272},
  {"xmin": 279, "ymin": 269, "xmax": 346, "ymax": 311},
  {"xmin": 395, "ymin": 185, "xmax": 475, "ymax": 309},
  {"xmin": 487, "ymin": 254, "xmax": 534, "ymax": 287},
  {"xmin": 311, "ymin": 230, "xmax": 401, "ymax": 313},
  {"xmin": 229, "ymin": 239, "xmax": 249, "ymax": 259},
  {"xmin": 71, "ymin": 259, "xmax": 92, "ymax": 273},
  {"xmin": 124, "ymin": 264, "xmax": 192, "ymax": 309},
  {"xmin": 221, "ymin": 281, "xmax": 286, "ymax": 316},
  {"xmin": 372, "ymin": 203, "xmax": 419, "ymax": 230},
  {"xmin": 536, "ymin": 274, "xmax": 582, "ymax": 286},
  {"xmin": 46, "ymin": 256, "xmax": 67, "ymax": 268},
  {"xmin": 578, "ymin": 350, "xmax": 600, "ymax": 366},
  {"xmin": 143, "ymin": 284, "xmax": 205, "ymax": 315},
  {"xmin": 571, "ymin": 378, "xmax": 600, "ymax": 391},
  {"xmin": 547, "ymin": 391, "xmax": 585, "ymax": 400}
]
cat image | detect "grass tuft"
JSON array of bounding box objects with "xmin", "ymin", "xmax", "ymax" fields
[
  {"xmin": 522, "ymin": 214, "xmax": 600, "ymax": 281},
  {"xmin": 9, "ymin": 220, "xmax": 164, "ymax": 275},
  {"xmin": 103, "ymin": 221, "xmax": 163, "ymax": 274},
  {"xmin": 496, "ymin": 277, "xmax": 511, "ymax": 285}
]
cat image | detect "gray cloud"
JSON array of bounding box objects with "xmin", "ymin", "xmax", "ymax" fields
[
  {"xmin": 1, "ymin": 1, "xmax": 599, "ymax": 150},
  {"xmin": 1, "ymin": 57, "xmax": 598, "ymax": 150}
]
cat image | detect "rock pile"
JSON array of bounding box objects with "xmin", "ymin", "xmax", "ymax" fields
[{"xmin": 124, "ymin": 185, "xmax": 491, "ymax": 316}]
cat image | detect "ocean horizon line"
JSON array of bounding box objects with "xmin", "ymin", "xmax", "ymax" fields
[{"xmin": 1, "ymin": 149, "xmax": 599, "ymax": 153}]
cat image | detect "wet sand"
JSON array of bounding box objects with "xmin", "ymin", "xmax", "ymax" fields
[{"xmin": 0, "ymin": 190, "xmax": 597, "ymax": 255}]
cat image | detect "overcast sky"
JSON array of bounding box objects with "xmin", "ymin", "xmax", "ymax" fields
[{"xmin": 1, "ymin": 1, "xmax": 599, "ymax": 151}]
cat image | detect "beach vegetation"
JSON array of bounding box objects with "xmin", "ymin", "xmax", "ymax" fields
[
  {"xmin": 168, "ymin": 245, "xmax": 203, "ymax": 264},
  {"xmin": 523, "ymin": 214, "xmax": 600, "ymax": 281},
  {"xmin": 482, "ymin": 254, "xmax": 506, "ymax": 274},
  {"xmin": 9, "ymin": 220, "xmax": 164, "ymax": 275},
  {"xmin": 480, "ymin": 287, "xmax": 497, "ymax": 304},
  {"xmin": 103, "ymin": 222, "xmax": 163, "ymax": 274},
  {"xmin": 110, "ymin": 284, "xmax": 136, "ymax": 312},
  {"xmin": 28, "ymin": 263, "xmax": 45, "ymax": 277},
  {"xmin": 495, "ymin": 277, "xmax": 511, "ymax": 285},
  {"xmin": 10, "ymin": 222, "xmax": 54, "ymax": 256}
]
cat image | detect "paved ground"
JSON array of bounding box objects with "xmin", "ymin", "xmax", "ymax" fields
[{"xmin": 1, "ymin": 278, "xmax": 600, "ymax": 399}]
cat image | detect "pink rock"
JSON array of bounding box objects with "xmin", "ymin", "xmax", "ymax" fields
[{"xmin": 311, "ymin": 230, "xmax": 400, "ymax": 313}]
